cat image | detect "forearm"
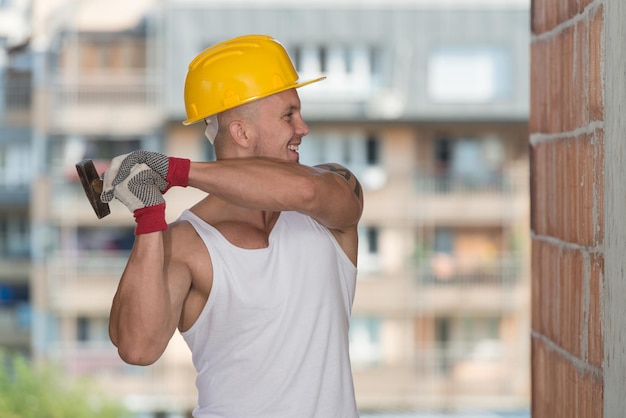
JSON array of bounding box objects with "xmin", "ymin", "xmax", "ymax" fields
[
  {"xmin": 187, "ymin": 159, "xmax": 361, "ymax": 228},
  {"xmin": 188, "ymin": 158, "xmax": 316, "ymax": 210},
  {"xmin": 109, "ymin": 232, "xmax": 175, "ymax": 365}
]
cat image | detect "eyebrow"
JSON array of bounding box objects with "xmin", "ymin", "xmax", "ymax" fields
[{"xmin": 284, "ymin": 104, "xmax": 299, "ymax": 114}]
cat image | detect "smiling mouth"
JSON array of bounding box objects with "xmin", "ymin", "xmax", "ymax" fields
[{"xmin": 288, "ymin": 144, "xmax": 299, "ymax": 152}]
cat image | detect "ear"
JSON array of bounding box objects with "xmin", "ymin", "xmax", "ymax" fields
[{"xmin": 228, "ymin": 120, "xmax": 251, "ymax": 149}]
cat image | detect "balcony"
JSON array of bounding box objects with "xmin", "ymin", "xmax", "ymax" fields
[
  {"xmin": 0, "ymin": 184, "xmax": 30, "ymax": 209},
  {"xmin": 412, "ymin": 169, "xmax": 528, "ymax": 224},
  {"xmin": 361, "ymin": 165, "xmax": 528, "ymax": 226},
  {"xmin": 0, "ymin": 305, "xmax": 31, "ymax": 348},
  {"xmin": 45, "ymin": 250, "xmax": 129, "ymax": 312},
  {"xmin": 411, "ymin": 252, "xmax": 525, "ymax": 312},
  {"xmin": 47, "ymin": 72, "xmax": 163, "ymax": 135},
  {"xmin": 352, "ymin": 253, "xmax": 526, "ymax": 315},
  {"xmin": 354, "ymin": 341, "xmax": 527, "ymax": 411},
  {"xmin": 1, "ymin": 71, "xmax": 31, "ymax": 126},
  {"xmin": 46, "ymin": 339, "xmax": 197, "ymax": 410},
  {"xmin": 0, "ymin": 257, "xmax": 30, "ymax": 281},
  {"xmin": 415, "ymin": 252, "xmax": 520, "ymax": 286}
]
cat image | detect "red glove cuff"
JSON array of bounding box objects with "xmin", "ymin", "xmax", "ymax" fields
[
  {"xmin": 133, "ymin": 203, "xmax": 168, "ymax": 235},
  {"xmin": 165, "ymin": 157, "xmax": 190, "ymax": 191}
]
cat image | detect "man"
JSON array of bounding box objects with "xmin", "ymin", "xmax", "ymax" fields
[{"xmin": 101, "ymin": 35, "xmax": 363, "ymax": 417}]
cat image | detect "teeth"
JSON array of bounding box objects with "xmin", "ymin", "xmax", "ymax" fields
[{"xmin": 288, "ymin": 145, "xmax": 299, "ymax": 151}]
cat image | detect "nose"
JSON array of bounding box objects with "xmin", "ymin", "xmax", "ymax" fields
[{"xmin": 296, "ymin": 114, "xmax": 310, "ymax": 137}]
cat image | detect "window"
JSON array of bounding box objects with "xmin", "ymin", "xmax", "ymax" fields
[
  {"xmin": 291, "ymin": 46, "xmax": 302, "ymax": 71},
  {"xmin": 0, "ymin": 142, "xmax": 31, "ymax": 188},
  {"xmin": 292, "ymin": 43, "xmax": 380, "ymax": 97},
  {"xmin": 430, "ymin": 135, "xmax": 506, "ymax": 192},
  {"xmin": 435, "ymin": 317, "xmax": 452, "ymax": 374},
  {"xmin": 435, "ymin": 137, "xmax": 451, "ymax": 168},
  {"xmin": 434, "ymin": 227, "xmax": 453, "ymax": 254},
  {"xmin": 318, "ymin": 45, "xmax": 328, "ymax": 73},
  {"xmin": 77, "ymin": 226, "xmax": 135, "ymax": 252},
  {"xmin": 57, "ymin": 137, "xmax": 141, "ymax": 168},
  {"xmin": 0, "ymin": 215, "xmax": 30, "ymax": 258},
  {"xmin": 358, "ymin": 226, "xmax": 381, "ymax": 274},
  {"xmin": 428, "ymin": 47, "xmax": 512, "ymax": 103},
  {"xmin": 366, "ymin": 227, "xmax": 379, "ymax": 254},
  {"xmin": 366, "ymin": 136, "xmax": 380, "ymax": 165},
  {"xmin": 77, "ymin": 316, "xmax": 90, "ymax": 342},
  {"xmin": 300, "ymin": 131, "xmax": 379, "ymax": 170},
  {"xmin": 0, "ymin": 284, "xmax": 29, "ymax": 307},
  {"xmin": 434, "ymin": 315, "xmax": 502, "ymax": 375},
  {"xmin": 76, "ymin": 316, "xmax": 110, "ymax": 344},
  {"xmin": 300, "ymin": 131, "xmax": 385, "ymax": 191},
  {"xmin": 349, "ymin": 316, "xmax": 381, "ymax": 367}
]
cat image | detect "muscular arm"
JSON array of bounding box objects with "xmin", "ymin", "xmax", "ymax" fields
[
  {"xmin": 187, "ymin": 158, "xmax": 363, "ymax": 230},
  {"xmin": 109, "ymin": 227, "xmax": 192, "ymax": 365}
]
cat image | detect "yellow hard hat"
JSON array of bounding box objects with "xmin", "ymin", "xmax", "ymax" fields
[{"xmin": 183, "ymin": 34, "xmax": 326, "ymax": 125}]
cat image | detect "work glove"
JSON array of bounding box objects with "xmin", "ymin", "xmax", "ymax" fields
[
  {"xmin": 101, "ymin": 163, "xmax": 169, "ymax": 235},
  {"xmin": 102, "ymin": 150, "xmax": 190, "ymax": 193}
]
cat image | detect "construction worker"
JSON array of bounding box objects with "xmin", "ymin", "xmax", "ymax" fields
[{"xmin": 101, "ymin": 34, "xmax": 363, "ymax": 417}]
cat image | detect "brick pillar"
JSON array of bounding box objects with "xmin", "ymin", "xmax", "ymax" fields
[{"xmin": 530, "ymin": 0, "xmax": 604, "ymax": 417}]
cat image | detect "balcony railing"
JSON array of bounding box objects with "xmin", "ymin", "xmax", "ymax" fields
[
  {"xmin": 3, "ymin": 72, "xmax": 32, "ymax": 110},
  {"xmin": 413, "ymin": 252, "xmax": 521, "ymax": 287},
  {"xmin": 416, "ymin": 173, "xmax": 513, "ymax": 195},
  {"xmin": 45, "ymin": 342, "xmax": 198, "ymax": 408},
  {"xmin": 47, "ymin": 250, "xmax": 129, "ymax": 281},
  {"xmin": 50, "ymin": 72, "xmax": 161, "ymax": 108},
  {"xmin": 0, "ymin": 305, "xmax": 31, "ymax": 347},
  {"xmin": 412, "ymin": 340, "xmax": 525, "ymax": 397}
]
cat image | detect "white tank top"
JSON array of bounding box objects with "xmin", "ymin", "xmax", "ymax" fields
[{"xmin": 178, "ymin": 210, "xmax": 359, "ymax": 418}]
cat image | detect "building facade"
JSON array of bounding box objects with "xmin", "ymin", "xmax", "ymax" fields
[
  {"xmin": 25, "ymin": 0, "xmax": 529, "ymax": 416},
  {"xmin": 0, "ymin": 0, "xmax": 33, "ymax": 359}
]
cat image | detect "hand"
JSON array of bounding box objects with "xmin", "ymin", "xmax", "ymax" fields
[
  {"xmin": 102, "ymin": 150, "xmax": 190, "ymax": 194},
  {"xmin": 101, "ymin": 163, "xmax": 169, "ymax": 234}
]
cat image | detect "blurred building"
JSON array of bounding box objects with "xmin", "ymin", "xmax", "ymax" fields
[
  {"xmin": 27, "ymin": 0, "xmax": 529, "ymax": 416},
  {"xmin": 0, "ymin": 0, "xmax": 33, "ymax": 358}
]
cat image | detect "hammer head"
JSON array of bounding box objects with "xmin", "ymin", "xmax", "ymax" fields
[{"xmin": 76, "ymin": 159, "xmax": 110, "ymax": 219}]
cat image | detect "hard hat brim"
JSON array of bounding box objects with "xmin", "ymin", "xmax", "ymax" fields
[{"xmin": 182, "ymin": 76, "xmax": 326, "ymax": 126}]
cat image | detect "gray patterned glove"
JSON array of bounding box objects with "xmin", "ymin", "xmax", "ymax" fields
[
  {"xmin": 101, "ymin": 163, "xmax": 169, "ymax": 234},
  {"xmin": 101, "ymin": 150, "xmax": 190, "ymax": 194}
]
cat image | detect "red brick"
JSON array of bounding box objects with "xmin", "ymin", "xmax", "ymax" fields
[
  {"xmin": 531, "ymin": 0, "xmax": 544, "ymax": 35},
  {"xmin": 532, "ymin": 338, "xmax": 603, "ymax": 418},
  {"xmin": 531, "ymin": 136, "xmax": 600, "ymax": 245},
  {"xmin": 568, "ymin": 135, "xmax": 595, "ymax": 245},
  {"xmin": 580, "ymin": 0, "xmax": 596, "ymax": 12},
  {"xmin": 545, "ymin": 0, "xmax": 559, "ymax": 31},
  {"xmin": 559, "ymin": 248, "xmax": 585, "ymax": 357},
  {"xmin": 530, "ymin": 39, "xmax": 548, "ymax": 133},
  {"xmin": 557, "ymin": 0, "xmax": 578, "ymax": 28},
  {"xmin": 573, "ymin": 19, "xmax": 589, "ymax": 129},
  {"xmin": 548, "ymin": 35, "xmax": 563, "ymax": 133},
  {"xmin": 588, "ymin": 5, "xmax": 604, "ymax": 122},
  {"xmin": 560, "ymin": 25, "xmax": 575, "ymax": 131},
  {"xmin": 587, "ymin": 253, "xmax": 604, "ymax": 369},
  {"xmin": 593, "ymin": 129, "xmax": 604, "ymax": 244},
  {"xmin": 531, "ymin": 241, "xmax": 584, "ymax": 357},
  {"xmin": 529, "ymin": 143, "xmax": 549, "ymax": 235}
]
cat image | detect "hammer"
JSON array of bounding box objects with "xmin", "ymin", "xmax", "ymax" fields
[{"xmin": 75, "ymin": 159, "xmax": 110, "ymax": 219}]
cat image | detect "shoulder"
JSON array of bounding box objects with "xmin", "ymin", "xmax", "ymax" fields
[
  {"xmin": 164, "ymin": 219, "xmax": 207, "ymax": 265},
  {"xmin": 313, "ymin": 163, "xmax": 363, "ymax": 206}
]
